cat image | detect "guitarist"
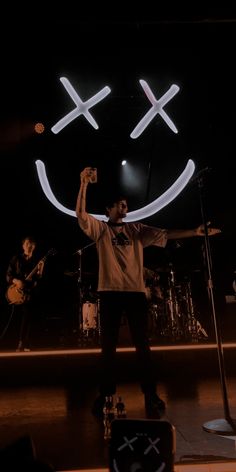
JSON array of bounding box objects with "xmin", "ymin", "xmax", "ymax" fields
[{"xmin": 6, "ymin": 236, "xmax": 45, "ymax": 352}]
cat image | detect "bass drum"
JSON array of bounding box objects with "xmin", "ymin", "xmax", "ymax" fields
[{"xmin": 82, "ymin": 301, "xmax": 98, "ymax": 330}]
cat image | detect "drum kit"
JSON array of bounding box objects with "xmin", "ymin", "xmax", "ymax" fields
[
  {"xmin": 65, "ymin": 260, "xmax": 208, "ymax": 344},
  {"xmin": 144, "ymin": 264, "xmax": 208, "ymax": 342}
]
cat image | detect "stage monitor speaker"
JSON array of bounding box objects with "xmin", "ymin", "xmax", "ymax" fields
[{"xmin": 109, "ymin": 418, "xmax": 175, "ymax": 471}]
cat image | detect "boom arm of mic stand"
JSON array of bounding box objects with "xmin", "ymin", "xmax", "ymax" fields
[{"xmin": 73, "ymin": 241, "xmax": 96, "ymax": 256}]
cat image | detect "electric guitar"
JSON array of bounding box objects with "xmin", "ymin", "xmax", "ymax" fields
[{"xmin": 6, "ymin": 248, "xmax": 57, "ymax": 305}]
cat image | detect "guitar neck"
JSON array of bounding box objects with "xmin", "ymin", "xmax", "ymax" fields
[{"xmin": 25, "ymin": 255, "xmax": 46, "ymax": 281}]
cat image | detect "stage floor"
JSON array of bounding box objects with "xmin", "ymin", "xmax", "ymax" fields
[{"xmin": 0, "ymin": 345, "xmax": 235, "ymax": 471}]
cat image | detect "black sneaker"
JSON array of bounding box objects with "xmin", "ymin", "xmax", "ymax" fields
[
  {"xmin": 91, "ymin": 395, "xmax": 106, "ymax": 418},
  {"xmin": 145, "ymin": 393, "xmax": 166, "ymax": 419}
]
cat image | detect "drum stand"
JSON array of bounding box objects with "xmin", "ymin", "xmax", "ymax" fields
[
  {"xmin": 182, "ymin": 278, "xmax": 208, "ymax": 341},
  {"xmin": 165, "ymin": 265, "xmax": 183, "ymax": 341},
  {"xmin": 159, "ymin": 268, "xmax": 208, "ymax": 343},
  {"xmin": 74, "ymin": 241, "xmax": 97, "ymax": 343}
]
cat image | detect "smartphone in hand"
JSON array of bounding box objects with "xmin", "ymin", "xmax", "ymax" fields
[{"xmin": 88, "ymin": 167, "xmax": 97, "ymax": 184}]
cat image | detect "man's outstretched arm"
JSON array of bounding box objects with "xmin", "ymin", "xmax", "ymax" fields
[{"xmin": 167, "ymin": 223, "xmax": 221, "ymax": 240}]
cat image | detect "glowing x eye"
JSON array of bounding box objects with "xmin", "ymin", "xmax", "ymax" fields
[
  {"xmin": 51, "ymin": 77, "xmax": 111, "ymax": 134},
  {"xmin": 35, "ymin": 159, "xmax": 195, "ymax": 222},
  {"xmin": 130, "ymin": 81, "xmax": 180, "ymax": 138}
]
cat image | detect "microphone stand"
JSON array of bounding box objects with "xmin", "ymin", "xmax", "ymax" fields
[
  {"xmin": 74, "ymin": 242, "xmax": 96, "ymax": 337},
  {"xmin": 145, "ymin": 160, "xmax": 152, "ymax": 203},
  {"xmin": 194, "ymin": 172, "xmax": 236, "ymax": 435}
]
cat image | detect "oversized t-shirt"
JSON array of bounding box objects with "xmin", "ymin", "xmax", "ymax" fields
[{"xmin": 79, "ymin": 214, "xmax": 167, "ymax": 293}]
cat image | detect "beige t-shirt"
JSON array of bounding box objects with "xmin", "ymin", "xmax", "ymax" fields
[{"xmin": 79, "ymin": 214, "xmax": 167, "ymax": 293}]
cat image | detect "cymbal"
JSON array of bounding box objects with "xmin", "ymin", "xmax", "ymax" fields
[
  {"xmin": 145, "ymin": 266, "xmax": 170, "ymax": 274},
  {"xmin": 143, "ymin": 267, "xmax": 156, "ymax": 278},
  {"xmin": 155, "ymin": 267, "xmax": 171, "ymax": 273},
  {"xmin": 83, "ymin": 271, "xmax": 96, "ymax": 277},
  {"xmin": 64, "ymin": 270, "xmax": 95, "ymax": 277},
  {"xmin": 64, "ymin": 271, "xmax": 78, "ymax": 277}
]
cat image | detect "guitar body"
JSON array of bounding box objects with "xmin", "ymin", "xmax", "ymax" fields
[
  {"xmin": 6, "ymin": 284, "xmax": 30, "ymax": 305},
  {"xmin": 6, "ymin": 248, "xmax": 57, "ymax": 305}
]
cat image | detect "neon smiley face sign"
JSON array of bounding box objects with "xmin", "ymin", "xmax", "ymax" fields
[{"xmin": 36, "ymin": 77, "xmax": 195, "ymax": 221}]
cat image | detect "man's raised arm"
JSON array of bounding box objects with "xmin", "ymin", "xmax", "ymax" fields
[{"xmin": 76, "ymin": 167, "xmax": 95, "ymax": 223}]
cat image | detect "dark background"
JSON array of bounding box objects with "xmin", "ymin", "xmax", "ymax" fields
[{"xmin": 0, "ymin": 10, "xmax": 235, "ymax": 345}]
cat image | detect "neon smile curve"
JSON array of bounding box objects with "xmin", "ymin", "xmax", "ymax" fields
[{"xmin": 35, "ymin": 159, "xmax": 195, "ymax": 221}]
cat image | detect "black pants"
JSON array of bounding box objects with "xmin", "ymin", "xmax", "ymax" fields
[
  {"xmin": 17, "ymin": 302, "xmax": 33, "ymax": 348},
  {"xmin": 98, "ymin": 291, "xmax": 157, "ymax": 396}
]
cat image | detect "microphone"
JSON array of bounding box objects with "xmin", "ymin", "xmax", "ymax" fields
[
  {"xmin": 190, "ymin": 166, "xmax": 212, "ymax": 184},
  {"xmin": 73, "ymin": 241, "xmax": 96, "ymax": 255}
]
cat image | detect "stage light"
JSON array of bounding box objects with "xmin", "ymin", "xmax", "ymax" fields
[
  {"xmin": 120, "ymin": 161, "xmax": 143, "ymax": 192},
  {"xmin": 121, "ymin": 160, "xmax": 127, "ymax": 166},
  {"xmin": 35, "ymin": 159, "xmax": 195, "ymax": 222},
  {"xmin": 51, "ymin": 77, "xmax": 111, "ymax": 134},
  {"xmin": 34, "ymin": 123, "xmax": 45, "ymax": 134}
]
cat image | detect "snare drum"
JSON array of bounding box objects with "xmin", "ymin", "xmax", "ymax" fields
[{"xmin": 82, "ymin": 302, "xmax": 98, "ymax": 330}]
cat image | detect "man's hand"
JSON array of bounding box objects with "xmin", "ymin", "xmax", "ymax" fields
[
  {"xmin": 13, "ymin": 278, "xmax": 24, "ymax": 289},
  {"xmin": 80, "ymin": 167, "xmax": 97, "ymax": 184},
  {"xmin": 37, "ymin": 261, "xmax": 45, "ymax": 277},
  {"xmin": 195, "ymin": 223, "xmax": 221, "ymax": 237}
]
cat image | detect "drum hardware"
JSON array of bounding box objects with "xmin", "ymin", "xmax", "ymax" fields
[
  {"xmin": 64, "ymin": 270, "xmax": 95, "ymax": 278},
  {"xmin": 144, "ymin": 266, "xmax": 163, "ymax": 304},
  {"xmin": 179, "ymin": 279, "xmax": 208, "ymax": 341},
  {"xmin": 165, "ymin": 265, "xmax": 184, "ymax": 340},
  {"xmin": 145, "ymin": 268, "xmax": 167, "ymax": 338},
  {"xmin": 147, "ymin": 303, "xmax": 159, "ymax": 339},
  {"xmin": 78, "ymin": 294, "xmax": 100, "ymax": 346},
  {"xmin": 73, "ymin": 241, "xmax": 101, "ymax": 343},
  {"xmin": 82, "ymin": 301, "xmax": 98, "ymax": 331},
  {"xmin": 147, "ymin": 265, "xmax": 183, "ymax": 341},
  {"xmin": 145, "ymin": 286, "xmax": 152, "ymax": 302},
  {"xmin": 146, "ymin": 264, "xmax": 208, "ymax": 343},
  {"xmin": 148, "ymin": 301, "xmax": 169, "ymax": 339},
  {"xmin": 80, "ymin": 290, "xmax": 101, "ymax": 339},
  {"xmin": 152, "ymin": 284, "xmax": 163, "ymax": 301},
  {"xmin": 82, "ymin": 299, "xmax": 101, "ymax": 338},
  {"xmin": 196, "ymin": 320, "xmax": 208, "ymax": 338}
]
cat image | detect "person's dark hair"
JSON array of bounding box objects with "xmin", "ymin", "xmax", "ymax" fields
[
  {"xmin": 22, "ymin": 236, "xmax": 37, "ymax": 245},
  {"xmin": 104, "ymin": 194, "xmax": 127, "ymax": 217}
]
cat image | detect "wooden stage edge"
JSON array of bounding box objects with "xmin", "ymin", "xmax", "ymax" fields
[
  {"xmin": 61, "ymin": 461, "xmax": 236, "ymax": 472},
  {"xmin": 0, "ymin": 342, "xmax": 236, "ymax": 358}
]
